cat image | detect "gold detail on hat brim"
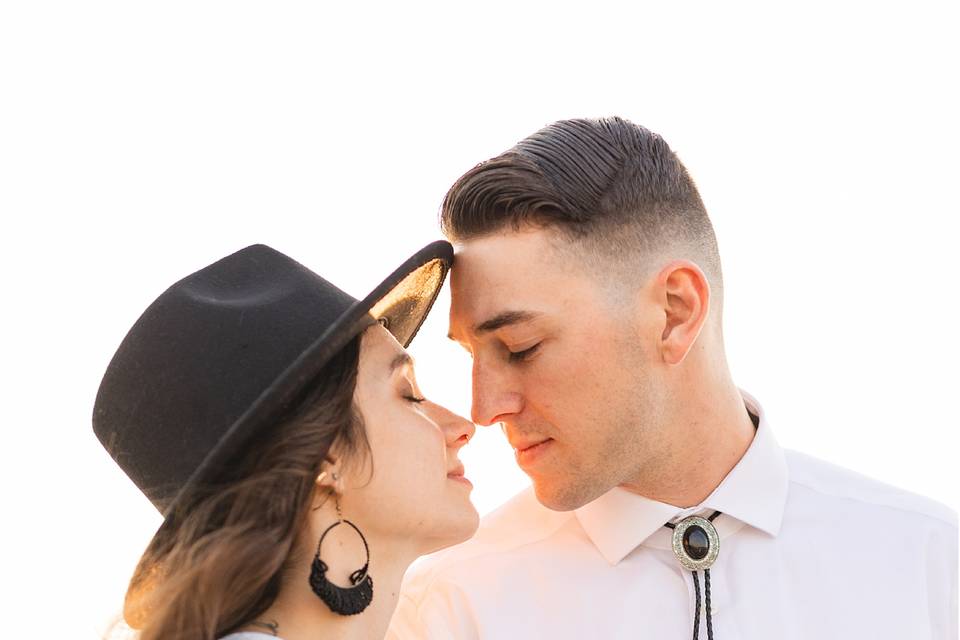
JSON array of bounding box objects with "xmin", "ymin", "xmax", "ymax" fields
[{"xmin": 369, "ymin": 259, "xmax": 445, "ymax": 347}]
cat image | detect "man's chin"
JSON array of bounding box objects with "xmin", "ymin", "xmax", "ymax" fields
[{"xmin": 531, "ymin": 479, "xmax": 601, "ymax": 512}]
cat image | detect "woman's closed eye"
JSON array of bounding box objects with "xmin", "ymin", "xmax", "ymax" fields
[{"xmin": 402, "ymin": 382, "xmax": 426, "ymax": 403}]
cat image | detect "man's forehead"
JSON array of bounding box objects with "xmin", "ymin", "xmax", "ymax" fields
[
  {"xmin": 447, "ymin": 260, "xmax": 544, "ymax": 337},
  {"xmin": 446, "ymin": 230, "xmax": 582, "ymax": 338},
  {"xmin": 450, "ymin": 235, "xmax": 558, "ymax": 299},
  {"xmin": 447, "ymin": 261, "xmax": 561, "ymax": 343}
]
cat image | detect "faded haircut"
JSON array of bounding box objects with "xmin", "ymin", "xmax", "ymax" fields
[{"xmin": 440, "ymin": 117, "xmax": 723, "ymax": 304}]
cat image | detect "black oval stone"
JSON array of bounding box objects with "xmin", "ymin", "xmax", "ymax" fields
[{"xmin": 683, "ymin": 525, "xmax": 710, "ymax": 560}]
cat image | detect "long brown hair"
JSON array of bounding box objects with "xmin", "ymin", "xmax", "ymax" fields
[{"xmin": 120, "ymin": 335, "xmax": 367, "ymax": 640}]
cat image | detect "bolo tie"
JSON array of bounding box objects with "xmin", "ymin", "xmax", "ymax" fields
[
  {"xmin": 664, "ymin": 510, "xmax": 721, "ymax": 640},
  {"xmin": 667, "ymin": 410, "xmax": 755, "ymax": 638}
]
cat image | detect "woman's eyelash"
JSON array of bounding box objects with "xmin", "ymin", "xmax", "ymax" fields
[
  {"xmin": 404, "ymin": 395, "xmax": 426, "ymax": 404},
  {"xmin": 508, "ymin": 343, "xmax": 541, "ymax": 363}
]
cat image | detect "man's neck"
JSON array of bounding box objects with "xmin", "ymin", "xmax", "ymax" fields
[{"xmin": 621, "ymin": 382, "xmax": 757, "ymax": 508}]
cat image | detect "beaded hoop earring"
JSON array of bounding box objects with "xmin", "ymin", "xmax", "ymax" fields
[{"xmin": 308, "ymin": 498, "xmax": 374, "ymax": 616}]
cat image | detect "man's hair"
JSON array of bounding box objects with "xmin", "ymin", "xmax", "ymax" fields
[{"xmin": 441, "ymin": 117, "xmax": 723, "ymax": 301}]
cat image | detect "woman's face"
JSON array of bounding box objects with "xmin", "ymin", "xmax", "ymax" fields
[{"xmin": 340, "ymin": 323, "xmax": 478, "ymax": 554}]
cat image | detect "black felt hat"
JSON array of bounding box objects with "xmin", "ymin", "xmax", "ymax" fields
[{"xmin": 93, "ymin": 241, "xmax": 453, "ymax": 517}]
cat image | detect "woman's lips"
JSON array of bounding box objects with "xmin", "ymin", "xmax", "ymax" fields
[
  {"xmin": 447, "ymin": 464, "xmax": 472, "ymax": 487},
  {"xmin": 447, "ymin": 472, "xmax": 473, "ymax": 487}
]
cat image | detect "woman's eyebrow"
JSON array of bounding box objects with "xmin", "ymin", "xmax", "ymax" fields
[{"xmin": 389, "ymin": 352, "xmax": 414, "ymax": 373}]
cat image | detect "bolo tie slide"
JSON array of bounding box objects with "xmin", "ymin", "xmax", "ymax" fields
[{"xmin": 664, "ymin": 510, "xmax": 721, "ymax": 640}]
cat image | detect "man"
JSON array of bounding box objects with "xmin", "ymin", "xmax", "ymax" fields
[{"xmin": 387, "ymin": 118, "xmax": 957, "ymax": 639}]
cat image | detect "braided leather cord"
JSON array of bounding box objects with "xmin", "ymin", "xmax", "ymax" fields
[
  {"xmin": 704, "ymin": 569, "xmax": 714, "ymax": 640},
  {"xmin": 665, "ymin": 510, "xmax": 721, "ymax": 639},
  {"xmin": 691, "ymin": 570, "xmax": 702, "ymax": 640}
]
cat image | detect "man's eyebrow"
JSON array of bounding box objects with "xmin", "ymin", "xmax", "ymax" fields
[
  {"xmin": 389, "ymin": 352, "xmax": 414, "ymax": 373},
  {"xmin": 447, "ymin": 310, "xmax": 543, "ymax": 342},
  {"xmin": 473, "ymin": 310, "xmax": 542, "ymax": 335}
]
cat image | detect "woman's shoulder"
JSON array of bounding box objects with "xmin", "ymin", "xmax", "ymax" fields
[{"xmin": 219, "ymin": 633, "xmax": 283, "ymax": 640}]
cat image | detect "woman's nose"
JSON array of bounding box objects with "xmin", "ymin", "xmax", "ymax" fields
[{"xmin": 426, "ymin": 401, "xmax": 476, "ymax": 448}]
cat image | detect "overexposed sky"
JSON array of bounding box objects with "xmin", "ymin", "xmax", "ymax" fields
[{"xmin": 2, "ymin": 2, "xmax": 957, "ymax": 637}]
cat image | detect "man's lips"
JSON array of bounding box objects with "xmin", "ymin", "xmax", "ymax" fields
[
  {"xmin": 510, "ymin": 437, "xmax": 552, "ymax": 453},
  {"xmin": 511, "ymin": 437, "xmax": 555, "ymax": 469}
]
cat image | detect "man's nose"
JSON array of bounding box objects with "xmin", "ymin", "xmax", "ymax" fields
[{"xmin": 471, "ymin": 360, "xmax": 522, "ymax": 427}]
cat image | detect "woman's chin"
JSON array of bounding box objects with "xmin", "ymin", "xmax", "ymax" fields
[{"xmin": 419, "ymin": 505, "xmax": 479, "ymax": 555}]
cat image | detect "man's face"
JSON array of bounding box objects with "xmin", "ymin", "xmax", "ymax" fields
[{"xmin": 448, "ymin": 228, "xmax": 670, "ymax": 511}]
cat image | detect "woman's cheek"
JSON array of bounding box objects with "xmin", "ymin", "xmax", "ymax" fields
[
  {"xmin": 374, "ymin": 407, "xmax": 445, "ymax": 482},
  {"xmin": 416, "ymin": 417, "xmax": 447, "ymax": 476}
]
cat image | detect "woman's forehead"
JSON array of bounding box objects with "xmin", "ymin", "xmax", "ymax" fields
[{"xmin": 360, "ymin": 323, "xmax": 409, "ymax": 371}]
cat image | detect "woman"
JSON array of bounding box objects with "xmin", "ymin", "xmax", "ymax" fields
[{"xmin": 94, "ymin": 241, "xmax": 479, "ymax": 640}]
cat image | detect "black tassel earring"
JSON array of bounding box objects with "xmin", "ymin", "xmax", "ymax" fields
[{"xmin": 308, "ymin": 480, "xmax": 374, "ymax": 616}]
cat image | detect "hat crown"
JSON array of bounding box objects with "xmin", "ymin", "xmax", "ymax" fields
[{"xmin": 93, "ymin": 245, "xmax": 359, "ymax": 510}]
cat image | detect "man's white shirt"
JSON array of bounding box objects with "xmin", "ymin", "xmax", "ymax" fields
[{"xmin": 388, "ymin": 391, "xmax": 958, "ymax": 639}]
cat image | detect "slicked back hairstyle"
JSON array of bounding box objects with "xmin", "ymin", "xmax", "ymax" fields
[{"xmin": 441, "ymin": 117, "xmax": 723, "ymax": 304}]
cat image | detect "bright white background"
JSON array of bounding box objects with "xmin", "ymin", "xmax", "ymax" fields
[{"xmin": 1, "ymin": 2, "xmax": 957, "ymax": 637}]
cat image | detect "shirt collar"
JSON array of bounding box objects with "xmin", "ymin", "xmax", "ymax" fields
[{"xmin": 575, "ymin": 390, "xmax": 789, "ymax": 565}]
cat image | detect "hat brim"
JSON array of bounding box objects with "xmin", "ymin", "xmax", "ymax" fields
[{"xmin": 161, "ymin": 240, "xmax": 453, "ymax": 521}]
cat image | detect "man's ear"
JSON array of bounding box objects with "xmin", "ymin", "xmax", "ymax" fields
[{"xmin": 654, "ymin": 260, "xmax": 711, "ymax": 365}]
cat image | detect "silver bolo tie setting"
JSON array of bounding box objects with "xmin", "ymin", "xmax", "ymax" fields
[
  {"xmin": 665, "ymin": 511, "xmax": 721, "ymax": 640},
  {"xmin": 670, "ymin": 514, "xmax": 720, "ymax": 570}
]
